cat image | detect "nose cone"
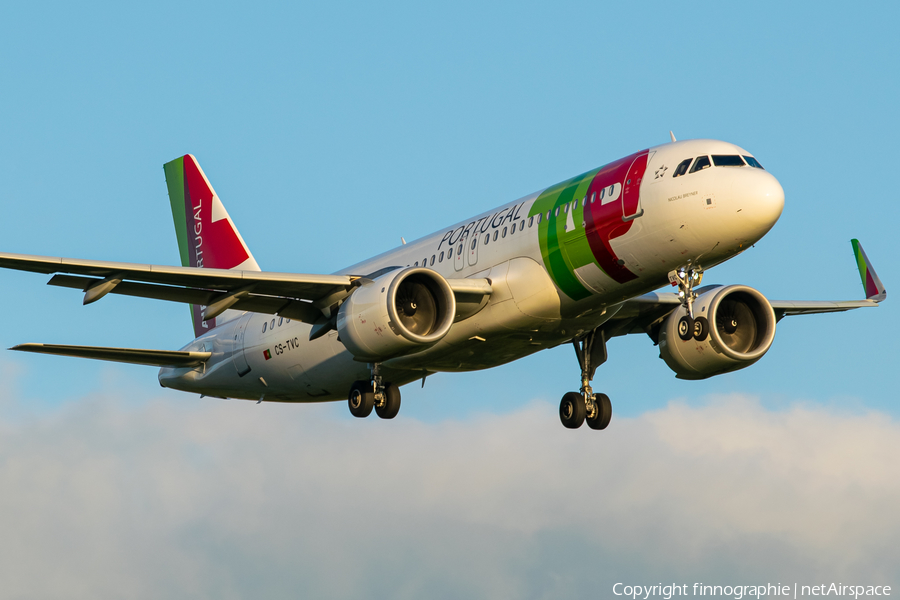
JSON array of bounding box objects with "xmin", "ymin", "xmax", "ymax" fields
[{"xmin": 729, "ymin": 169, "xmax": 785, "ymax": 240}]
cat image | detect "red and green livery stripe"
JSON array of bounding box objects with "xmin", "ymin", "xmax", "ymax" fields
[{"xmin": 531, "ymin": 150, "xmax": 648, "ymax": 300}]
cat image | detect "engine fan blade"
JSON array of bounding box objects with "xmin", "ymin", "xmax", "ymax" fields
[
  {"xmin": 716, "ymin": 299, "xmax": 757, "ymax": 353},
  {"xmin": 395, "ymin": 280, "xmax": 437, "ymax": 335}
]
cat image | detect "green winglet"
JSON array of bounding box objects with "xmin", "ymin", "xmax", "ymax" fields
[{"xmin": 851, "ymin": 239, "xmax": 886, "ymax": 302}]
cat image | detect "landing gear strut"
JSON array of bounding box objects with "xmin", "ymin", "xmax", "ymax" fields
[
  {"xmin": 348, "ymin": 363, "xmax": 401, "ymax": 420},
  {"xmin": 669, "ymin": 263, "xmax": 709, "ymax": 342},
  {"xmin": 559, "ymin": 329, "xmax": 612, "ymax": 430}
]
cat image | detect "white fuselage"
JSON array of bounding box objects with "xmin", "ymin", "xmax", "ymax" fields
[{"xmin": 158, "ymin": 139, "xmax": 785, "ymax": 402}]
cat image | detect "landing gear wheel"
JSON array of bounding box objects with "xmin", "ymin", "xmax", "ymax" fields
[
  {"xmin": 677, "ymin": 315, "xmax": 694, "ymax": 341},
  {"xmin": 586, "ymin": 393, "xmax": 612, "ymax": 430},
  {"xmin": 348, "ymin": 380, "xmax": 374, "ymax": 418},
  {"xmin": 559, "ymin": 392, "xmax": 586, "ymax": 429},
  {"xmin": 692, "ymin": 316, "xmax": 710, "ymax": 342},
  {"xmin": 376, "ymin": 383, "xmax": 401, "ymax": 419}
]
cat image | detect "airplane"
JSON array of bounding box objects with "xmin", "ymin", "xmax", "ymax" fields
[{"xmin": 0, "ymin": 137, "xmax": 886, "ymax": 430}]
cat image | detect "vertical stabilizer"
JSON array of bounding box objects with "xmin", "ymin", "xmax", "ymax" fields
[{"xmin": 164, "ymin": 155, "xmax": 260, "ymax": 337}]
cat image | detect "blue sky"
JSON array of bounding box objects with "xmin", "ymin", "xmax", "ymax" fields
[{"xmin": 1, "ymin": 2, "xmax": 898, "ymax": 597}]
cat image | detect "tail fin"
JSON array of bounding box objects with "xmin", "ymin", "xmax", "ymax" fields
[
  {"xmin": 164, "ymin": 154, "xmax": 260, "ymax": 337},
  {"xmin": 851, "ymin": 239, "xmax": 886, "ymax": 302}
]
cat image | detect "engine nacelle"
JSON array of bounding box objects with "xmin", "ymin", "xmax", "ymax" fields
[
  {"xmin": 659, "ymin": 285, "xmax": 777, "ymax": 380},
  {"xmin": 336, "ymin": 267, "xmax": 456, "ymax": 361}
]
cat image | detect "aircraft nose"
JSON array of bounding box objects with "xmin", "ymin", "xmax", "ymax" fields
[{"xmin": 729, "ymin": 169, "xmax": 784, "ymax": 237}]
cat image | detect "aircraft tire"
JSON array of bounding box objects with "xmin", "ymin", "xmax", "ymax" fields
[
  {"xmin": 376, "ymin": 383, "xmax": 401, "ymax": 419},
  {"xmin": 348, "ymin": 380, "xmax": 374, "ymax": 418},
  {"xmin": 586, "ymin": 393, "xmax": 612, "ymax": 430},
  {"xmin": 677, "ymin": 316, "xmax": 694, "ymax": 341},
  {"xmin": 692, "ymin": 316, "xmax": 710, "ymax": 342},
  {"xmin": 559, "ymin": 392, "xmax": 586, "ymax": 429}
]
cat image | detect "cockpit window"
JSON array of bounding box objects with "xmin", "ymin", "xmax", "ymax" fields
[
  {"xmin": 673, "ymin": 158, "xmax": 692, "ymax": 177},
  {"xmin": 712, "ymin": 155, "xmax": 746, "ymax": 167},
  {"xmin": 689, "ymin": 156, "xmax": 711, "ymax": 173},
  {"xmin": 743, "ymin": 155, "xmax": 764, "ymax": 169}
]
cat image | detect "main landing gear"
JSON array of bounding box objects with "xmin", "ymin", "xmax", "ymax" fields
[
  {"xmin": 669, "ymin": 263, "xmax": 709, "ymax": 342},
  {"xmin": 348, "ymin": 363, "xmax": 401, "ymax": 420},
  {"xmin": 559, "ymin": 329, "xmax": 613, "ymax": 430}
]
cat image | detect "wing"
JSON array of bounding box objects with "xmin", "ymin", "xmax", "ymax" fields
[
  {"xmin": 604, "ymin": 239, "xmax": 886, "ymax": 338},
  {"xmin": 0, "ymin": 252, "xmax": 492, "ymax": 325},
  {"xmin": 0, "ymin": 252, "xmax": 356, "ymax": 323},
  {"xmin": 10, "ymin": 343, "xmax": 210, "ymax": 367}
]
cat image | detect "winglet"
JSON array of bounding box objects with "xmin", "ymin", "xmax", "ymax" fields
[{"xmin": 851, "ymin": 239, "xmax": 886, "ymax": 302}]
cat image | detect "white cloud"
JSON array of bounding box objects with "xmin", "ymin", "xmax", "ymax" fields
[{"xmin": 0, "ymin": 392, "xmax": 897, "ymax": 599}]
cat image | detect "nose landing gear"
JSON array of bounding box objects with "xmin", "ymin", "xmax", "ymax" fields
[
  {"xmin": 348, "ymin": 363, "xmax": 401, "ymax": 420},
  {"xmin": 669, "ymin": 264, "xmax": 709, "ymax": 342},
  {"xmin": 559, "ymin": 329, "xmax": 613, "ymax": 431}
]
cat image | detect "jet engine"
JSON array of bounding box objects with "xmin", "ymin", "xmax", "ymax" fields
[
  {"xmin": 336, "ymin": 267, "xmax": 456, "ymax": 361},
  {"xmin": 658, "ymin": 285, "xmax": 777, "ymax": 380}
]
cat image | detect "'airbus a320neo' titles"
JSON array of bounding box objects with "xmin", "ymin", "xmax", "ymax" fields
[{"xmin": 1, "ymin": 137, "xmax": 886, "ymax": 430}]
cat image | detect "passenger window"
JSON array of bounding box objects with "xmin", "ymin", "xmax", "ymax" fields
[
  {"xmin": 510, "ymin": 224, "xmax": 516, "ymax": 235},
  {"xmin": 599, "ymin": 188, "xmax": 605, "ymax": 201},
  {"xmin": 439, "ymin": 251, "xmax": 444, "ymax": 262},
  {"xmin": 712, "ymin": 155, "xmax": 746, "ymax": 167},
  {"xmin": 278, "ymin": 317, "xmax": 283, "ymax": 326},
  {"xmin": 689, "ymin": 156, "xmax": 711, "ymax": 173},
  {"xmin": 673, "ymin": 158, "xmax": 692, "ymax": 177},
  {"xmin": 528, "ymin": 216, "xmax": 534, "ymax": 227},
  {"xmin": 537, "ymin": 213, "xmax": 542, "ymax": 224},
  {"xmin": 457, "ymin": 244, "xmax": 463, "ymax": 255},
  {"xmin": 262, "ymin": 322, "xmax": 267, "ymax": 333},
  {"xmin": 574, "ymin": 198, "xmax": 579, "ymax": 210},
  {"xmin": 271, "ymin": 318, "xmax": 276, "ymax": 329},
  {"xmin": 422, "ymin": 257, "xmax": 427, "ymax": 266},
  {"xmin": 414, "ymin": 261, "xmax": 418, "ymax": 266},
  {"xmin": 743, "ymin": 156, "xmax": 764, "ymax": 169},
  {"xmin": 502, "ymin": 226, "xmax": 507, "ymax": 238},
  {"xmin": 448, "ymin": 247, "xmax": 453, "ymax": 258},
  {"xmin": 547, "ymin": 210, "xmax": 551, "ymax": 220},
  {"xmin": 484, "ymin": 234, "xmax": 489, "ymax": 245},
  {"xmin": 590, "ymin": 192, "xmax": 596, "ymax": 204},
  {"xmin": 430, "ymin": 255, "xmax": 435, "ymax": 266},
  {"xmin": 563, "ymin": 203, "xmax": 569, "ymax": 214},
  {"xmin": 519, "ymin": 221, "xmax": 524, "ymax": 232},
  {"xmin": 493, "ymin": 230, "xmax": 498, "ymax": 241},
  {"xmin": 555, "ymin": 207, "xmax": 560, "ymax": 217},
  {"xmin": 471, "ymin": 239, "xmax": 477, "ymax": 250}
]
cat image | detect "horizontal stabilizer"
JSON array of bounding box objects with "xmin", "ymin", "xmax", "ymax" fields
[{"xmin": 10, "ymin": 343, "xmax": 211, "ymax": 367}]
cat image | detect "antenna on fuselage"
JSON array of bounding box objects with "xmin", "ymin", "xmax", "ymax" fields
[
  {"xmin": 401, "ymin": 237, "xmax": 407, "ymax": 245},
  {"xmin": 670, "ymin": 131, "xmax": 677, "ymax": 143}
]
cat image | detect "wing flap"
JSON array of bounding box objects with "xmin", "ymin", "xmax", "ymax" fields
[
  {"xmin": 48, "ymin": 274, "xmax": 325, "ymax": 324},
  {"xmin": 10, "ymin": 343, "xmax": 211, "ymax": 367}
]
